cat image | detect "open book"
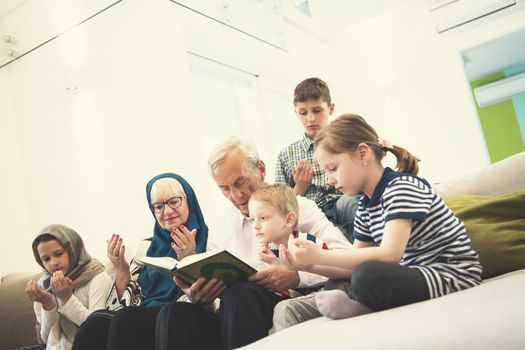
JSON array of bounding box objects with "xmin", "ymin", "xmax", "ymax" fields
[{"xmin": 137, "ymin": 250, "xmax": 257, "ymax": 284}]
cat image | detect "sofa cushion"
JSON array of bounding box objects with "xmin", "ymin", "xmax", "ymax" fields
[
  {"xmin": 445, "ymin": 188, "xmax": 525, "ymax": 279},
  {"xmin": 0, "ymin": 272, "xmax": 42, "ymax": 350},
  {"xmin": 243, "ymin": 269, "xmax": 525, "ymax": 350}
]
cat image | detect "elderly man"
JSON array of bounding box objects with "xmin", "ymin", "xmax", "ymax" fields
[{"xmin": 173, "ymin": 137, "xmax": 351, "ymax": 349}]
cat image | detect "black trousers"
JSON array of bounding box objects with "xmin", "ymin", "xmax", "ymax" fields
[
  {"xmin": 72, "ymin": 303, "xmax": 220, "ymax": 350},
  {"xmin": 157, "ymin": 281, "xmax": 282, "ymax": 350},
  {"xmin": 327, "ymin": 260, "xmax": 431, "ymax": 311},
  {"xmin": 219, "ymin": 281, "xmax": 283, "ymax": 349},
  {"xmin": 161, "ymin": 282, "xmax": 282, "ymax": 349},
  {"xmin": 73, "ymin": 282, "xmax": 281, "ymax": 350}
]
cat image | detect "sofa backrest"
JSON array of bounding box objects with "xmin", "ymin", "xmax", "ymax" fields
[{"xmin": 435, "ymin": 151, "xmax": 525, "ymax": 198}]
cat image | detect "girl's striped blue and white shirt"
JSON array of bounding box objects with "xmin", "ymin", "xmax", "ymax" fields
[{"xmin": 353, "ymin": 168, "xmax": 482, "ymax": 298}]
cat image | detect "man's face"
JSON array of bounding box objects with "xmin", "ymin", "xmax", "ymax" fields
[
  {"xmin": 212, "ymin": 148, "xmax": 266, "ymax": 216},
  {"xmin": 295, "ymin": 98, "xmax": 334, "ymax": 139}
]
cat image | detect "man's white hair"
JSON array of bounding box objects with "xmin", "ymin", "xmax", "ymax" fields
[{"xmin": 208, "ymin": 136, "xmax": 260, "ymax": 173}]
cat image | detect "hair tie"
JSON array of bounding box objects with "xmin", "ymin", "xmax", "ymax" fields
[{"xmin": 377, "ymin": 137, "xmax": 394, "ymax": 150}]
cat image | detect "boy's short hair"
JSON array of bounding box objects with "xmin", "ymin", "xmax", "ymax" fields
[
  {"xmin": 251, "ymin": 183, "xmax": 299, "ymax": 227},
  {"xmin": 293, "ymin": 77, "xmax": 331, "ymax": 105}
]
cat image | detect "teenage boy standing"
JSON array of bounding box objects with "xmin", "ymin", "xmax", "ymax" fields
[{"xmin": 275, "ymin": 77, "xmax": 358, "ymax": 239}]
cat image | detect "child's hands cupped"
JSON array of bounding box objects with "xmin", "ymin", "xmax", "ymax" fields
[
  {"xmin": 26, "ymin": 280, "xmax": 56, "ymax": 311},
  {"xmin": 259, "ymin": 246, "xmax": 278, "ymax": 265},
  {"xmin": 289, "ymin": 238, "xmax": 322, "ymax": 266},
  {"xmin": 51, "ymin": 271, "xmax": 73, "ymax": 303},
  {"xmin": 170, "ymin": 225, "xmax": 197, "ymax": 260},
  {"xmin": 107, "ymin": 234, "xmax": 129, "ymax": 273}
]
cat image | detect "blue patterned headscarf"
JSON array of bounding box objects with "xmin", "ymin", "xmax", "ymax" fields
[{"xmin": 137, "ymin": 173, "xmax": 208, "ymax": 307}]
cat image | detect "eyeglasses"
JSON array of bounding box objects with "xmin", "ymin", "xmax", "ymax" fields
[{"xmin": 149, "ymin": 197, "xmax": 183, "ymax": 214}]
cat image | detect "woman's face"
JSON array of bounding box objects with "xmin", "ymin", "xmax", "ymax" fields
[
  {"xmin": 150, "ymin": 190, "xmax": 190, "ymax": 232},
  {"xmin": 37, "ymin": 239, "xmax": 71, "ymax": 275}
]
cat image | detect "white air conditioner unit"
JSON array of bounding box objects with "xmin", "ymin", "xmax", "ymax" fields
[
  {"xmin": 430, "ymin": 0, "xmax": 517, "ymax": 33},
  {"xmin": 473, "ymin": 71, "xmax": 525, "ymax": 107}
]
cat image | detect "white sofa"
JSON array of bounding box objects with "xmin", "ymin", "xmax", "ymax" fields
[{"xmin": 242, "ymin": 151, "xmax": 525, "ymax": 350}]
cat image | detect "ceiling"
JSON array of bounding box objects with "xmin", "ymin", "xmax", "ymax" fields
[
  {"xmin": 9, "ymin": 0, "xmax": 524, "ymax": 76},
  {"xmin": 304, "ymin": 0, "xmax": 415, "ymax": 35},
  {"xmin": 0, "ymin": 0, "xmax": 421, "ymax": 45},
  {"xmin": 167, "ymin": 0, "xmax": 420, "ymax": 49},
  {"xmin": 203, "ymin": 0, "xmax": 417, "ymax": 39}
]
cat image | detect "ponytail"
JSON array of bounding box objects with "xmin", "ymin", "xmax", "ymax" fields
[
  {"xmin": 385, "ymin": 145, "xmax": 420, "ymax": 175},
  {"xmin": 315, "ymin": 113, "xmax": 420, "ymax": 175}
]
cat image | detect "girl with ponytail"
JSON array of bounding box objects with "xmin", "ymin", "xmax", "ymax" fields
[{"xmin": 281, "ymin": 113, "xmax": 482, "ymax": 320}]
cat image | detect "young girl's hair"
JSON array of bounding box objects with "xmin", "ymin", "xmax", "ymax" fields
[
  {"xmin": 250, "ymin": 183, "xmax": 299, "ymax": 228},
  {"xmin": 314, "ymin": 113, "xmax": 420, "ymax": 174}
]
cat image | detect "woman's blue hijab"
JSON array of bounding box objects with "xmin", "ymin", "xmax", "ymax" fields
[{"xmin": 138, "ymin": 173, "xmax": 208, "ymax": 307}]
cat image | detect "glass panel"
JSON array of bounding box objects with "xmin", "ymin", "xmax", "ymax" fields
[
  {"xmin": 462, "ymin": 28, "xmax": 525, "ymax": 162},
  {"xmin": 0, "ymin": 0, "xmax": 121, "ymax": 69}
]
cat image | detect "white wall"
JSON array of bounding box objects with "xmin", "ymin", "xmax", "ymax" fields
[
  {"xmin": 0, "ymin": 0, "xmax": 336, "ymax": 276},
  {"xmin": 0, "ymin": 66, "xmax": 33, "ymax": 273},
  {"xmin": 2, "ymin": 0, "xmax": 524, "ymax": 277},
  {"xmin": 329, "ymin": 1, "xmax": 525, "ymax": 182},
  {"xmin": 0, "ymin": 0, "xmax": 214, "ymax": 275}
]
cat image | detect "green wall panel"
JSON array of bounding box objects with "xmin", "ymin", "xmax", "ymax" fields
[{"xmin": 471, "ymin": 72, "xmax": 525, "ymax": 163}]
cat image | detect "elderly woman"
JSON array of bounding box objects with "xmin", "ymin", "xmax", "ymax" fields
[{"xmin": 73, "ymin": 173, "xmax": 223, "ymax": 350}]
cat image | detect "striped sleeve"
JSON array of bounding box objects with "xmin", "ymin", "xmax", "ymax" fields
[
  {"xmin": 352, "ymin": 205, "xmax": 374, "ymax": 242},
  {"xmin": 293, "ymin": 231, "xmax": 329, "ymax": 250},
  {"xmin": 382, "ymin": 177, "xmax": 433, "ymax": 222}
]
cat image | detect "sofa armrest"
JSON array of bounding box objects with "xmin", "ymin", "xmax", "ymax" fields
[{"xmin": 0, "ymin": 272, "xmax": 43, "ymax": 349}]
